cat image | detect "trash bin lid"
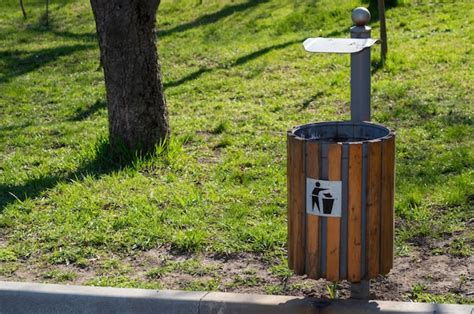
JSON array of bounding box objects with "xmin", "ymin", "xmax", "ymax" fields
[
  {"xmin": 303, "ymin": 37, "xmax": 378, "ymax": 54},
  {"xmin": 290, "ymin": 121, "xmax": 392, "ymax": 143}
]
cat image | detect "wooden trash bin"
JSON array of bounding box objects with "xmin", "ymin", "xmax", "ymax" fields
[{"xmin": 287, "ymin": 121, "xmax": 395, "ymax": 282}]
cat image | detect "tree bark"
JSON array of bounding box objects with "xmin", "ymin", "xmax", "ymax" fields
[{"xmin": 90, "ymin": 0, "xmax": 169, "ymax": 154}]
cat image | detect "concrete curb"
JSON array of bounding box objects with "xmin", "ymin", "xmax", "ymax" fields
[{"xmin": 0, "ymin": 281, "xmax": 471, "ymax": 314}]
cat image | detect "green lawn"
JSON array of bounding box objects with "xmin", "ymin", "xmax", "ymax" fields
[{"xmin": 0, "ymin": 0, "xmax": 473, "ymax": 302}]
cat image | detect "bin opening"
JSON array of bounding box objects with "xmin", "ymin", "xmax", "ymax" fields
[{"xmin": 291, "ymin": 121, "xmax": 391, "ymax": 143}]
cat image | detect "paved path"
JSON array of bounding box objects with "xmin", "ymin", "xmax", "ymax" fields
[{"xmin": 0, "ymin": 281, "xmax": 471, "ymax": 313}]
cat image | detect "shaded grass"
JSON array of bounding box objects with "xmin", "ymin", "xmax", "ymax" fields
[
  {"xmin": 158, "ymin": 0, "xmax": 270, "ymax": 38},
  {"xmin": 0, "ymin": 0, "xmax": 472, "ymax": 301},
  {"xmin": 0, "ymin": 44, "xmax": 94, "ymax": 83}
]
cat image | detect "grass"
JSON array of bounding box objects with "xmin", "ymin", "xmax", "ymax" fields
[
  {"xmin": 146, "ymin": 258, "xmax": 220, "ymax": 279},
  {"xmin": 326, "ymin": 282, "xmax": 338, "ymax": 299},
  {"xmin": 0, "ymin": 0, "xmax": 473, "ymax": 302},
  {"xmin": 409, "ymin": 283, "xmax": 471, "ymax": 305},
  {"xmin": 42, "ymin": 269, "xmax": 77, "ymax": 282}
]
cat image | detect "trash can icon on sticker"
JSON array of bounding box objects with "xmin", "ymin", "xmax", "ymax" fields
[{"xmin": 306, "ymin": 178, "xmax": 342, "ymax": 217}]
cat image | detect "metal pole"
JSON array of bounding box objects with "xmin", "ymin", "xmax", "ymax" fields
[
  {"xmin": 350, "ymin": 8, "xmax": 372, "ymax": 122},
  {"xmin": 350, "ymin": 280, "xmax": 370, "ymax": 299},
  {"xmin": 350, "ymin": 8, "xmax": 372, "ymax": 299}
]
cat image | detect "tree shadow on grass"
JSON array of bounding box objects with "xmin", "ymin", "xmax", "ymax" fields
[
  {"xmin": 0, "ymin": 122, "xmax": 34, "ymax": 132},
  {"xmin": 69, "ymin": 100, "xmax": 107, "ymax": 121},
  {"xmin": 14, "ymin": 0, "xmax": 265, "ymax": 44},
  {"xmin": 300, "ymin": 91, "xmax": 325, "ymax": 110},
  {"xmin": 36, "ymin": 29, "xmax": 97, "ymax": 42},
  {"xmin": 158, "ymin": 0, "xmax": 269, "ymax": 38},
  {"xmin": 14, "ymin": 0, "xmax": 266, "ymax": 42},
  {"xmin": 0, "ymin": 140, "xmax": 143, "ymax": 213},
  {"xmin": 164, "ymin": 28, "xmax": 345, "ymax": 89},
  {"xmin": 24, "ymin": 21, "xmax": 98, "ymax": 42},
  {"xmin": 164, "ymin": 38, "xmax": 304, "ymax": 88},
  {"xmin": 0, "ymin": 44, "xmax": 94, "ymax": 83}
]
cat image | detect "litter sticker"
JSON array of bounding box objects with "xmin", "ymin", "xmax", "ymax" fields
[{"xmin": 306, "ymin": 178, "xmax": 342, "ymax": 217}]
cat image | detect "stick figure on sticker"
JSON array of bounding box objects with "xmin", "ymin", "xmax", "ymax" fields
[
  {"xmin": 311, "ymin": 182, "xmax": 326, "ymax": 212},
  {"xmin": 311, "ymin": 181, "xmax": 335, "ymax": 214}
]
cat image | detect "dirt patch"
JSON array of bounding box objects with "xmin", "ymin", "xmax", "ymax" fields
[
  {"xmin": 1, "ymin": 241, "xmax": 472, "ymax": 302},
  {"xmin": 109, "ymin": 240, "xmax": 473, "ymax": 301},
  {"xmin": 369, "ymin": 250, "xmax": 473, "ymax": 301}
]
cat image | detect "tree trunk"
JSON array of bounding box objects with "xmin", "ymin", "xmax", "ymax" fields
[
  {"xmin": 45, "ymin": 0, "xmax": 49, "ymax": 26},
  {"xmin": 90, "ymin": 0, "xmax": 169, "ymax": 154},
  {"xmin": 378, "ymin": 0, "xmax": 388, "ymax": 63},
  {"xmin": 19, "ymin": 0, "xmax": 27, "ymax": 19}
]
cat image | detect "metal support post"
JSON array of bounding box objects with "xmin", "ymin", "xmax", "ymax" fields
[
  {"xmin": 301, "ymin": 9, "xmax": 386, "ymax": 295},
  {"xmin": 350, "ymin": 280, "xmax": 370, "ymax": 299},
  {"xmin": 350, "ymin": 8, "xmax": 372, "ymax": 122}
]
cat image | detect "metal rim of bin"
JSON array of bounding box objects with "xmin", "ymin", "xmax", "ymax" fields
[{"xmin": 289, "ymin": 121, "xmax": 394, "ymax": 143}]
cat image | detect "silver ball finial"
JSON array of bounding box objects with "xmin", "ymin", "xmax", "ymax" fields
[{"xmin": 352, "ymin": 7, "xmax": 371, "ymax": 26}]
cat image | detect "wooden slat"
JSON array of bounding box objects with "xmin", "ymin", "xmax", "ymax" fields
[
  {"xmin": 380, "ymin": 135, "xmax": 395, "ymax": 274},
  {"xmin": 306, "ymin": 142, "xmax": 320, "ymax": 279},
  {"xmin": 287, "ymin": 134, "xmax": 305, "ymax": 274},
  {"xmin": 367, "ymin": 140, "xmax": 382, "ymax": 278},
  {"xmin": 287, "ymin": 133, "xmax": 294, "ymax": 270},
  {"xmin": 347, "ymin": 143, "xmax": 362, "ymax": 282},
  {"xmin": 326, "ymin": 143, "xmax": 342, "ymax": 282}
]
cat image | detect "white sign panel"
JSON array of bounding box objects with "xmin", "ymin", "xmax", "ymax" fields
[
  {"xmin": 306, "ymin": 178, "xmax": 342, "ymax": 217},
  {"xmin": 303, "ymin": 37, "xmax": 378, "ymax": 54}
]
